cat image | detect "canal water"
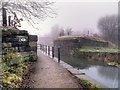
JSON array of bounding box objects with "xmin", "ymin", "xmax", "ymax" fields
[
  {"xmin": 50, "ymin": 47, "xmax": 119, "ymax": 88},
  {"xmin": 60, "ymin": 54, "xmax": 119, "ymax": 88}
]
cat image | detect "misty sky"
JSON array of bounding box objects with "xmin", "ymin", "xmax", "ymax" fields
[{"xmin": 19, "ymin": 1, "xmax": 118, "ymax": 36}]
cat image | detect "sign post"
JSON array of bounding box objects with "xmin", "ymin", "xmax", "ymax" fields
[{"xmin": 2, "ymin": 7, "xmax": 7, "ymax": 27}]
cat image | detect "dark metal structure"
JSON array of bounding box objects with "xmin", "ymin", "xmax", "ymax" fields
[{"xmin": 2, "ymin": 7, "xmax": 7, "ymax": 27}]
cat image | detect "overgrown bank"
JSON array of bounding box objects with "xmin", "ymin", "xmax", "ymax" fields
[
  {"xmin": 1, "ymin": 28, "xmax": 38, "ymax": 88},
  {"xmin": 72, "ymin": 46, "xmax": 119, "ymax": 68},
  {"xmin": 1, "ymin": 52, "xmax": 37, "ymax": 88}
]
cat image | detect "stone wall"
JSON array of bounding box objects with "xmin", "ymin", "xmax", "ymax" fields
[
  {"xmin": 54, "ymin": 39, "xmax": 79, "ymax": 48},
  {"xmin": 2, "ymin": 29, "xmax": 38, "ymax": 55},
  {"xmin": 29, "ymin": 35, "xmax": 38, "ymax": 52},
  {"xmin": 54, "ymin": 37, "xmax": 108, "ymax": 48},
  {"xmin": 79, "ymin": 38, "xmax": 108, "ymax": 47},
  {"xmin": 72, "ymin": 50, "xmax": 120, "ymax": 64}
]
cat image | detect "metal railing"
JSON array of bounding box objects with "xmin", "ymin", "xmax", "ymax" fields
[{"xmin": 37, "ymin": 44, "xmax": 60, "ymax": 63}]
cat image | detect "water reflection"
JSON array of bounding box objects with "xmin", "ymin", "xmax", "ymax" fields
[
  {"xmin": 81, "ymin": 66, "xmax": 119, "ymax": 88},
  {"xmin": 97, "ymin": 66, "xmax": 118, "ymax": 88},
  {"xmin": 59, "ymin": 51, "xmax": 119, "ymax": 88},
  {"xmin": 97, "ymin": 66, "xmax": 118, "ymax": 80}
]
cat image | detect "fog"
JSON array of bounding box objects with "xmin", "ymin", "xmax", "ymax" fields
[
  {"xmin": 19, "ymin": 2, "xmax": 117, "ymax": 36},
  {"xmin": 0, "ymin": 1, "xmax": 118, "ymax": 45},
  {"xmin": 34, "ymin": 2, "xmax": 117, "ymax": 44}
]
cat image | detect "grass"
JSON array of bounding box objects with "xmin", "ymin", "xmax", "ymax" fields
[
  {"xmin": 81, "ymin": 79, "xmax": 101, "ymax": 90},
  {"xmin": 79, "ymin": 46, "xmax": 119, "ymax": 53},
  {"xmin": 108, "ymin": 61, "xmax": 120, "ymax": 68}
]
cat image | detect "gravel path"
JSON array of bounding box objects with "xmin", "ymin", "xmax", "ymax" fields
[{"xmin": 28, "ymin": 51, "xmax": 83, "ymax": 88}]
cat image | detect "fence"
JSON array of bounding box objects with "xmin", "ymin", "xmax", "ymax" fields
[{"xmin": 38, "ymin": 44, "xmax": 60, "ymax": 63}]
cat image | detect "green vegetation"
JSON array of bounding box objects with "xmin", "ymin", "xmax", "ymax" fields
[
  {"xmin": 2, "ymin": 29, "xmax": 18, "ymax": 36},
  {"xmin": 72, "ymin": 46, "xmax": 120, "ymax": 68},
  {"xmin": 79, "ymin": 46, "xmax": 119, "ymax": 53},
  {"xmin": 1, "ymin": 28, "xmax": 37, "ymax": 88},
  {"xmin": 108, "ymin": 61, "xmax": 120, "ymax": 68},
  {"xmin": 1, "ymin": 52, "xmax": 36, "ymax": 88},
  {"xmin": 81, "ymin": 79, "xmax": 100, "ymax": 90}
]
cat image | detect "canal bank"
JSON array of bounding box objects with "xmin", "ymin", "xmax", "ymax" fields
[
  {"xmin": 38, "ymin": 44, "xmax": 119, "ymax": 89},
  {"xmin": 25, "ymin": 51, "xmax": 82, "ymax": 88},
  {"xmin": 59, "ymin": 54, "xmax": 119, "ymax": 88},
  {"xmin": 71, "ymin": 47, "xmax": 120, "ymax": 68},
  {"xmin": 40, "ymin": 50, "xmax": 108, "ymax": 88},
  {"xmin": 52, "ymin": 57, "xmax": 107, "ymax": 88}
]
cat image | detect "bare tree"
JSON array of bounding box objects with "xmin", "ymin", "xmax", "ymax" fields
[
  {"xmin": 50, "ymin": 24, "xmax": 61, "ymax": 40},
  {"xmin": 65, "ymin": 27, "xmax": 72, "ymax": 36},
  {"xmin": 59, "ymin": 28, "xmax": 65, "ymax": 36},
  {"xmin": 98, "ymin": 15, "xmax": 118, "ymax": 45},
  {"xmin": 0, "ymin": 0, "xmax": 56, "ymax": 28}
]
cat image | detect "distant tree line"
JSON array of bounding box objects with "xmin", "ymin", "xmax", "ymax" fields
[
  {"xmin": 48, "ymin": 14, "xmax": 119, "ymax": 47},
  {"xmin": 59, "ymin": 27, "xmax": 72, "ymax": 36},
  {"xmin": 97, "ymin": 14, "xmax": 118, "ymax": 46},
  {"xmin": 50, "ymin": 25, "xmax": 73, "ymax": 40}
]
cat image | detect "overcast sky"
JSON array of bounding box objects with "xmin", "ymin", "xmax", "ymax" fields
[{"xmin": 19, "ymin": 0, "xmax": 118, "ymax": 36}]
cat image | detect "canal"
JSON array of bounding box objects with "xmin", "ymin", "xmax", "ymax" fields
[
  {"xmin": 60, "ymin": 54, "xmax": 119, "ymax": 88},
  {"xmin": 45, "ymin": 46, "xmax": 119, "ymax": 88}
]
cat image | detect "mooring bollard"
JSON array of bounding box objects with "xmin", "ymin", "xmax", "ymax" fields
[
  {"xmin": 58, "ymin": 48, "xmax": 60, "ymax": 63},
  {"xmin": 52, "ymin": 47, "xmax": 54, "ymax": 58}
]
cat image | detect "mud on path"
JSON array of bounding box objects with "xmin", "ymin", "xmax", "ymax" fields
[{"xmin": 22, "ymin": 51, "xmax": 83, "ymax": 88}]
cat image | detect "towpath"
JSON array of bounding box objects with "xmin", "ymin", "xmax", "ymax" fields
[{"xmin": 26, "ymin": 51, "xmax": 83, "ymax": 88}]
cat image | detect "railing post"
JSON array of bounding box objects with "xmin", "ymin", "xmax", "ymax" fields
[
  {"xmin": 42, "ymin": 44, "xmax": 44, "ymax": 51},
  {"xmin": 48, "ymin": 46, "xmax": 50, "ymax": 56},
  {"xmin": 58, "ymin": 48, "xmax": 60, "ymax": 63},
  {"xmin": 46, "ymin": 45, "xmax": 47, "ymax": 54},
  {"xmin": 41, "ymin": 44, "xmax": 43, "ymax": 51},
  {"xmin": 8, "ymin": 16, "xmax": 11, "ymax": 26},
  {"xmin": 44, "ymin": 45, "xmax": 45, "ymax": 53},
  {"xmin": 52, "ymin": 47, "xmax": 54, "ymax": 58},
  {"xmin": 41, "ymin": 44, "xmax": 42, "ymax": 51},
  {"xmin": 40, "ymin": 44, "xmax": 42, "ymax": 50},
  {"xmin": 39, "ymin": 44, "xmax": 40, "ymax": 50},
  {"xmin": 43, "ymin": 45, "xmax": 44, "ymax": 52}
]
